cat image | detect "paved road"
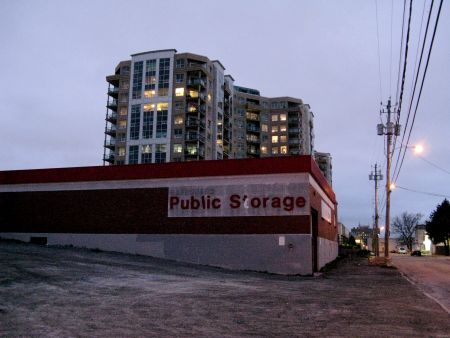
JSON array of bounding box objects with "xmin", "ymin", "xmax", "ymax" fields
[{"xmin": 392, "ymin": 254, "xmax": 450, "ymax": 314}]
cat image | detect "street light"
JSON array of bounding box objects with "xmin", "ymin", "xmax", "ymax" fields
[{"xmin": 413, "ymin": 144, "xmax": 424, "ymax": 154}]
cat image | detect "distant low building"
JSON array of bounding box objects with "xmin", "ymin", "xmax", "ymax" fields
[
  {"xmin": 414, "ymin": 224, "xmax": 444, "ymax": 254},
  {"xmin": 351, "ymin": 225, "xmax": 372, "ymax": 248},
  {"xmin": 338, "ymin": 222, "xmax": 350, "ymax": 245},
  {"xmin": 378, "ymin": 238, "xmax": 401, "ymax": 254}
]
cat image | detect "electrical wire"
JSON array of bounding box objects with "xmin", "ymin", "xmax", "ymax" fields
[
  {"xmin": 395, "ymin": 0, "xmax": 407, "ymax": 104},
  {"xmin": 389, "ymin": 0, "xmax": 394, "ymax": 96},
  {"xmin": 395, "ymin": 185, "xmax": 450, "ymax": 199},
  {"xmin": 417, "ymin": 155, "xmax": 450, "ymax": 175},
  {"xmin": 374, "ymin": 0, "xmax": 384, "ymax": 103},
  {"xmin": 394, "ymin": 0, "xmax": 444, "ymax": 183},
  {"xmin": 392, "ymin": 0, "xmax": 435, "ymax": 181},
  {"xmin": 390, "ymin": 0, "xmax": 413, "ymax": 166}
]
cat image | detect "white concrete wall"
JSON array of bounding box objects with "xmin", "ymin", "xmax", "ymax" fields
[
  {"xmin": 1, "ymin": 233, "xmax": 313, "ymax": 275},
  {"xmin": 317, "ymin": 237, "xmax": 338, "ymax": 270}
]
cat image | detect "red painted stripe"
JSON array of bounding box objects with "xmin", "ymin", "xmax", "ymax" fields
[{"xmin": 0, "ymin": 156, "xmax": 336, "ymax": 203}]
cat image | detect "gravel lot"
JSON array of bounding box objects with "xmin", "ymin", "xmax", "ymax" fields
[{"xmin": 1, "ymin": 240, "xmax": 449, "ymax": 337}]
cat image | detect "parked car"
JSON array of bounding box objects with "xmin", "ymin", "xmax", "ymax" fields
[
  {"xmin": 411, "ymin": 250, "xmax": 422, "ymax": 256},
  {"xmin": 398, "ymin": 247, "xmax": 407, "ymax": 254}
]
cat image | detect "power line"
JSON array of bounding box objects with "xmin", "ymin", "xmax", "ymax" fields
[
  {"xmin": 374, "ymin": 0, "xmax": 384, "ymax": 103},
  {"xmin": 393, "ymin": 0, "xmax": 435, "ymax": 180},
  {"xmin": 417, "ymin": 155, "xmax": 450, "ymax": 175},
  {"xmin": 389, "ymin": 0, "xmax": 394, "ymax": 96},
  {"xmin": 395, "ymin": 0, "xmax": 407, "ymax": 103},
  {"xmin": 394, "ymin": 0, "xmax": 444, "ymax": 183},
  {"xmin": 391, "ymin": 0, "xmax": 413, "ymax": 167},
  {"xmin": 395, "ymin": 185, "xmax": 450, "ymax": 199}
]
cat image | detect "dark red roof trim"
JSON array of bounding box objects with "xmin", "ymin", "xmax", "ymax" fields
[{"xmin": 0, "ymin": 156, "xmax": 336, "ymax": 203}]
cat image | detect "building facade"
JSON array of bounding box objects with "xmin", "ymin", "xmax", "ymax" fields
[
  {"xmin": 314, "ymin": 152, "xmax": 332, "ymax": 186},
  {"xmin": 0, "ymin": 156, "xmax": 338, "ymax": 275},
  {"xmin": 103, "ymin": 49, "xmax": 330, "ymax": 183}
]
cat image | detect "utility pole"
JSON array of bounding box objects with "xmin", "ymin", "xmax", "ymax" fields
[
  {"xmin": 369, "ymin": 164, "xmax": 383, "ymax": 257},
  {"xmin": 377, "ymin": 98, "xmax": 400, "ymax": 258}
]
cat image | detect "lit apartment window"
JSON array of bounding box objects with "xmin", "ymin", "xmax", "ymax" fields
[
  {"xmin": 155, "ymin": 144, "xmax": 166, "ymax": 163},
  {"xmin": 118, "ymin": 147, "xmax": 126, "ymax": 156},
  {"xmin": 173, "ymin": 144, "xmax": 182, "ymax": 153},
  {"xmin": 157, "ymin": 103, "xmax": 169, "ymax": 111},
  {"xmin": 280, "ymin": 135, "xmax": 287, "ymax": 143},
  {"xmin": 158, "ymin": 58, "xmax": 170, "ymax": 96},
  {"xmin": 175, "ymin": 87, "xmax": 185, "ymax": 96},
  {"xmin": 176, "ymin": 74, "xmax": 184, "ymax": 83},
  {"xmin": 186, "ymin": 145, "xmax": 197, "ymax": 155},
  {"xmin": 130, "ymin": 105, "xmax": 141, "ymax": 140},
  {"xmin": 119, "ymin": 107, "xmax": 127, "ymax": 116},
  {"xmin": 144, "ymin": 90, "xmax": 156, "ymax": 98},
  {"xmin": 272, "ymin": 135, "xmax": 279, "ymax": 143},
  {"xmin": 188, "ymin": 90, "xmax": 199, "ymax": 98},
  {"xmin": 261, "ymin": 146, "xmax": 268, "ymax": 154},
  {"xmin": 141, "ymin": 144, "xmax": 152, "ymax": 163},
  {"xmin": 246, "ymin": 112, "xmax": 258, "ymax": 121},
  {"xmin": 261, "ymin": 124, "xmax": 268, "ymax": 132},
  {"xmin": 271, "ymin": 114, "xmax": 278, "ymax": 122},
  {"xmin": 128, "ymin": 145, "xmax": 139, "ymax": 164},
  {"xmin": 280, "ymin": 145, "xmax": 288, "ymax": 154},
  {"xmin": 118, "ymin": 120, "xmax": 127, "ymax": 130},
  {"xmin": 271, "ymin": 126, "xmax": 278, "ymax": 133},
  {"xmin": 144, "ymin": 59, "xmax": 156, "ymax": 98},
  {"xmin": 280, "ymin": 125, "xmax": 287, "ymax": 132},
  {"xmin": 272, "ymin": 147, "xmax": 279, "ymax": 155},
  {"xmin": 174, "ymin": 115, "xmax": 183, "ymax": 125},
  {"xmin": 132, "ymin": 61, "xmax": 143, "ymax": 99},
  {"xmin": 280, "ymin": 114, "xmax": 287, "ymax": 121}
]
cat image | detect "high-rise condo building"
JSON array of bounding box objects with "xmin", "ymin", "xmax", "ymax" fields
[{"xmin": 103, "ymin": 49, "xmax": 331, "ymax": 183}]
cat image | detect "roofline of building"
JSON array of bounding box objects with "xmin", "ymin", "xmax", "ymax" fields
[
  {"xmin": 131, "ymin": 49, "xmax": 177, "ymax": 57},
  {"xmin": 234, "ymin": 85, "xmax": 261, "ymax": 96},
  {"xmin": 225, "ymin": 74, "xmax": 235, "ymax": 81},
  {"xmin": 211, "ymin": 60, "xmax": 225, "ymax": 70},
  {"xmin": 176, "ymin": 52, "xmax": 210, "ymax": 63},
  {"xmin": 0, "ymin": 156, "xmax": 336, "ymax": 203},
  {"xmin": 268, "ymin": 96, "xmax": 304, "ymax": 104}
]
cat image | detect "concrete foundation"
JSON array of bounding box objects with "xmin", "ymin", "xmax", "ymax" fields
[{"xmin": 1, "ymin": 232, "xmax": 317, "ymax": 275}]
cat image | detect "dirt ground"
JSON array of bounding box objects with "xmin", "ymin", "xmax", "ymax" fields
[{"xmin": 1, "ymin": 240, "xmax": 449, "ymax": 337}]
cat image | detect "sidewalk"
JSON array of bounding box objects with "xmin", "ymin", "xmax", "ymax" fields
[{"xmin": 0, "ymin": 241, "xmax": 449, "ymax": 337}]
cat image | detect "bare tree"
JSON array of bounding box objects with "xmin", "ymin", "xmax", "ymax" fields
[{"xmin": 392, "ymin": 212, "xmax": 422, "ymax": 251}]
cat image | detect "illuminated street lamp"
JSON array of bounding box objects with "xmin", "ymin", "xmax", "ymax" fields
[{"xmin": 413, "ymin": 144, "xmax": 424, "ymax": 154}]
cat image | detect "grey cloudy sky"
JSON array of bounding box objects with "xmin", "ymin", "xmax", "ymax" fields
[{"xmin": 1, "ymin": 0, "xmax": 449, "ymax": 229}]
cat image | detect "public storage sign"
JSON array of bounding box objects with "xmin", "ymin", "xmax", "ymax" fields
[{"xmin": 168, "ymin": 183, "xmax": 309, "ymax": 217}]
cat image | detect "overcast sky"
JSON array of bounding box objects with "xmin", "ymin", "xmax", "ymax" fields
[{"xmin": 1, "ymin": 0, "xmax": 449, "ymax": 229}]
